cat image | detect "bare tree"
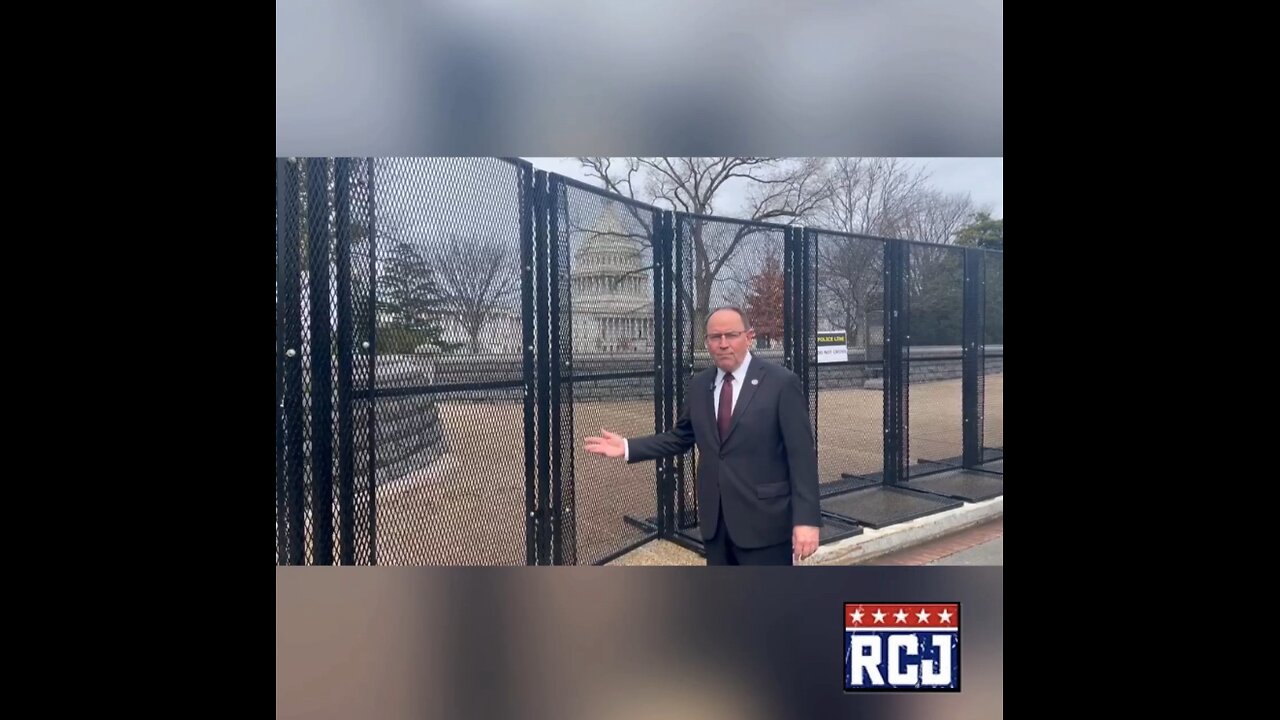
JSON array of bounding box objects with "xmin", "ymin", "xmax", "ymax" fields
[
  {"xmin": 900, "ymin": 190, "xmax": 975, "ymax": 311},
  {"xmin": 577, "ymin": 157, "xmax": 831, "ymax": 344},
  {"xmin": 812, "ymin": 159, "xmax": 981, "ymax": 346},
  {"xmin": 431, "ymin": 234, "xmax": 522, "ymax": 354},
  {"xmin": 903, "ymin": 189, "xmax": 978, "ymax": 245},
  {"xmin": 816, "ymin": 236, "xmax": 884, "ymax": 347},
  {"xmin": 817, "ymin": 158, "xmax": 934, "ymax": 238},
  {"xmin": 813, "ymin": 158, "xmax": 929, "ymax": 347}
]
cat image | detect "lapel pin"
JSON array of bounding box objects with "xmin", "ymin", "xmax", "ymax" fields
[{"xmin": 751, "ymin": 378, "xmax": 759, "ymax": 385}]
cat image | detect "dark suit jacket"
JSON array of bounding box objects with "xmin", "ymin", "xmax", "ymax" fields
[{"xmin": 627, "ymin": 356, "xmax": 821, "ymax": 549}]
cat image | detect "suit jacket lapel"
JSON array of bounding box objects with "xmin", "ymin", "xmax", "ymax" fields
[{"xmin": 724, "ymin": 361, "xmax": 765, "ymax": 444}]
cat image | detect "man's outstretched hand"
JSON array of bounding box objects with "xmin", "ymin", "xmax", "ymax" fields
[{"xmin": 584, "ymin": 429, "xmax": 626, "ymax": 459}]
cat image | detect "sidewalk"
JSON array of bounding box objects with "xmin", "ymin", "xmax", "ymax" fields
[
  {"xmin": 865, "ymin": 516, "xmax": 1002, "ymax": 565},
  {"xmin": 607, "ymin": 494, "xmax": 1004, "ymax": 566}
]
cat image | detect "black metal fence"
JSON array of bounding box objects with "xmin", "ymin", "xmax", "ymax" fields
[
  {"xmin": 983, "ymin": 251, "xmax": 1003, "ymax": 464},
  {"xmin": 905, "ymin": 241, "xmax": 966, "ymax": 477},
  {"xmin": 275, "ymin": 157, "xmax": 1004, "ymax": 565},
  {"xmin": 809, "ymin": 230, "xmax": 888, "ymax": 494},
  {"xmin": 276, "ymin": 158, "xmax": 378, "ymax": 566},
  {"xmin": 548, "ymin": 175, "xmax": 666, "ymax": 565}
]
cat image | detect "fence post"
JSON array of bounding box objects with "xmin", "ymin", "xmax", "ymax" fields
[
  {"xmin": 277, "ymin": 158, "xmax": 306, "ymax": 565},
  {"xmin": 784, "ymin": 226, "xmax": 795, "ymax": 371},
  {"xmin": 534, "ymin": 170, "xmax": 551, "ymax": 565},
  {"xmin": 666, "ymin": 210, "xmax": 678, "ymax": 536},
  {"xmin": 334, "ymin": 158, "xmax": 356, "ymax": 565},
  {"xmin": 520, "ymin": 163, "xmax": 537, "ymax": 565},
  {"xmin": 305, "ymin": 158, "xmax": 335, "ymax": 565},
  {"xmin": 653, "ymin": 210, "xmax": 670, "ymax": 536},
  {"xmin": 673, "ymin": 213, "xmax": 689, "ymax": 531},
  {"xmin": 364, "ymin": 158, "xmax": 379, "ymax": 565},
  {"xmin": 883, "ymin": 238, "xmax": 908, "ymax": 486},
  {"xmin": 802, "ymin": 228, "xmax": 817, "ymax": 443},
  {"xmin": 548, "ymin": 174, "xmax": 577, "ymax": 566},
  {"xmin": 962, "ymin": 248, "xmax": 985, "ymax": 468}
]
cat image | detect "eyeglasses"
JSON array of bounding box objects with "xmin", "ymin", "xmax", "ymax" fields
[{"xmin": 706, "ymin": 332, "xmax": 747, "ymax": 343}]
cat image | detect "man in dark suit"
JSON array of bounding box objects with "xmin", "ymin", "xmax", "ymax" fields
[{"xmin": 585, "ymin": 306, "xmax": 821, "ymax": 565}]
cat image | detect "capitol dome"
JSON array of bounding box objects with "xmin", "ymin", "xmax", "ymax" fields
[{"xmin": 570, "ymin": 203, "xmax": 656, "ymax": 354}]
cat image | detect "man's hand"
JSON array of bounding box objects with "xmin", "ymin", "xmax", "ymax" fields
[
  {"xmin": 792, "ymin": 525, "xmax": 820, "ymax": 563},
  {"xmin": 584, "ymin": 428, "xmax": 626, "ymax": 459}
]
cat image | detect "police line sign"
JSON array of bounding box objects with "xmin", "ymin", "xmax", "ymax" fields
[
  {"xmin": 844, "ymin": 603, "xmax": 960, "ymax": 691},
  {"xmin": 816, "ymin": 331, "xmax": 848, "ymax": 363}
]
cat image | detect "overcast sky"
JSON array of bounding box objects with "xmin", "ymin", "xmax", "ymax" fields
[{"xmin": 524, "ymin": 157, "xmax": 1002, "ymax": 222}]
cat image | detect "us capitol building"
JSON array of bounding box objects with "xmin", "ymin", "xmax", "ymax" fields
[{"xmin": 570, "ymin": 204, "xmax": 656, "ymax": 354}]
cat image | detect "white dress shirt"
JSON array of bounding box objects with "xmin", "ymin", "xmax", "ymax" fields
[{"xmin": 625, "ymin": 352, "xmax": 753, "ymax": 461}]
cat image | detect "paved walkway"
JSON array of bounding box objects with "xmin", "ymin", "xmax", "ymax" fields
[
  {"xmin": 864, "ymin": 517, "xmax": 1003, "ymax": 565},
  {"xmin": 608, "ymin": 497, "xmax": 1004, "ymax": 566}
]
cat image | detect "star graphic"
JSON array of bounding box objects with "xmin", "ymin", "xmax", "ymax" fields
[
  {"xmin": 938, "ymin": 609, "xmax": 953, "ymax": 624},
  {"xmin": 916, "ymin": 609, "xmax": 931, "ymax": 623},
  {"xmin": 894, "ymin": 610, "xmax": 908, "ymax": 623},
  {"xmin": 850, "ymin": 609, "xmax": 864, "ymax": 624},
  {"xmin": 873, "ymin": 609, "xmax": 886, "ymax": 623}
]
